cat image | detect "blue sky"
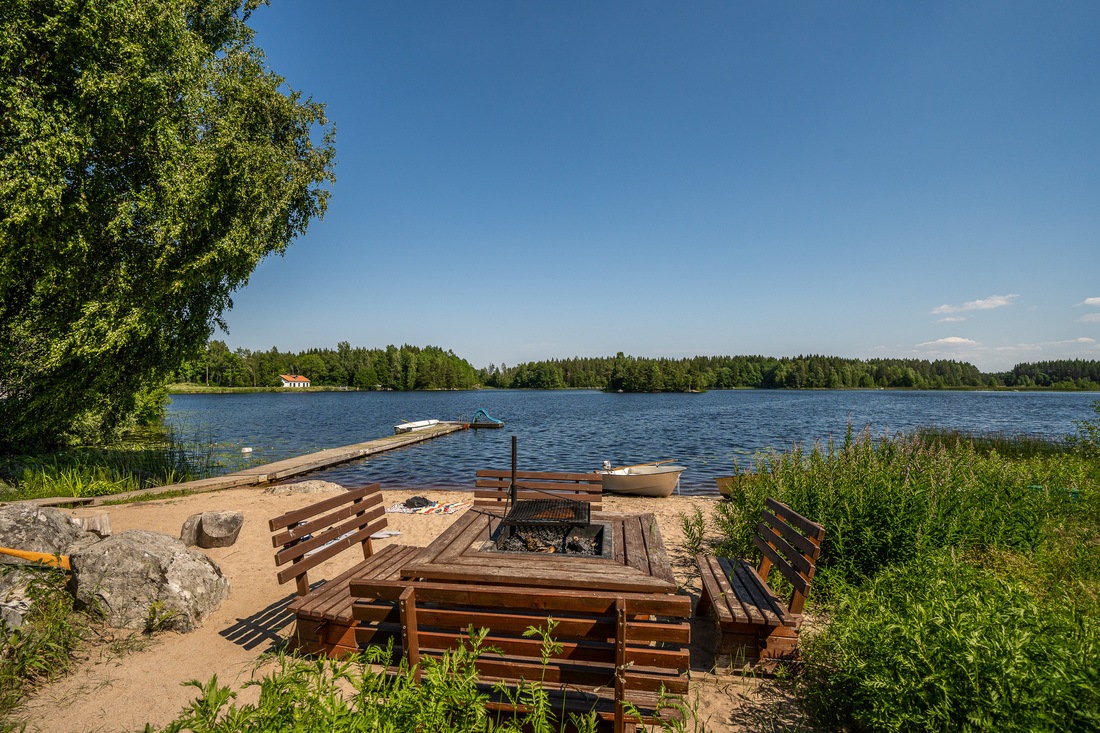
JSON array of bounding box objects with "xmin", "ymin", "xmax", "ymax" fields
[{"xmin": 217, "ymin": 1, "xmax": 1100, "ymax": 372}]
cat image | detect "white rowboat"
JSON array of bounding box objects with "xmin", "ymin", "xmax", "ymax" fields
[
  {"xmin": 393, "ymin": 419, "xmax": 440, "ymax": 435},
  {"xmin": 597, "ymin": 462, "xmax": 685, "ymax": 498}
]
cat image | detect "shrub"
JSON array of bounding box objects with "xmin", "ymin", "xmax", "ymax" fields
[
  {"xmin": 713, "ymin": 429, "xmax": 1094, "ymax": 597},
  {"xmin": 798, "ymin": 553, "xmax": 1100, "ymax": 732}
]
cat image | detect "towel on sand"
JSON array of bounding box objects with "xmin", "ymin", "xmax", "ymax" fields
[{"xmin": 386, "ymin": 501, "xmax": 471, "ymax": 515}]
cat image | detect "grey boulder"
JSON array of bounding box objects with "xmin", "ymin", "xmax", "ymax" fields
[
  {"xmin": 70, "ymin": 530, "xmax": 229, "ymax": 632},
  {"xmin": 180, "ymin": 511, "xmax": 244, "ymax": 548},
  {"xmin": 0, "ymin": 505, "xmax": 97, "ymax": 565},
  {"xmin": 265, "ymin": 480, "xmax": 343, "ymax": 495}
]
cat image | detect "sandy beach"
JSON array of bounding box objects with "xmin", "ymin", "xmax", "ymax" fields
[{"xmin": 12, "ymin": 485, "xmax": 782, "ymax": 732}]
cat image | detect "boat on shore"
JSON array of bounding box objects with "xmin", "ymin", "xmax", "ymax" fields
[
  {"xmin": 715, "ymin": 473, "xmax": 755, "ymax": 498},
  {"xmin": 597, "ymin": 461, "xmax": 685, "ymax": 498},
  {"xmin": 394, "ymin": 419, "xmax": 440, "ymax": 435}
]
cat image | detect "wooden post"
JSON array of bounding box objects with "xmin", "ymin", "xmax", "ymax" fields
[
  {"xmin": 614, "ymin": 597, "xmax": 626, "ymax": 733},
  {"xmin": 400, "ymin": 586, "xmax": 421, "ymax": 681}
]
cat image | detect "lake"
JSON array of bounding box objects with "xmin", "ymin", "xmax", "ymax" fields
[{"xmin": 166, "ymin": 389, "xmax": 1098, "ymax": 496}]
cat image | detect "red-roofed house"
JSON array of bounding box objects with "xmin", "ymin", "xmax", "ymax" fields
[{"xmin": 279, "ymin": 374, "xmax": 311, "ymax": 388}]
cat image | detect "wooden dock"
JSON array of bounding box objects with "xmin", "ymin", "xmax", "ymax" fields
[{"xmin": 11, "ymin": 422, "xmax": 467, "ymax": 507}]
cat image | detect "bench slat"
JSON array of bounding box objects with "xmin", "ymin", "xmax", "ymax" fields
[
  {"xmin": 752, "ymin": 534, "xmax": 811, "ymax": 597},
  {"xmin": 765, "ymin": 497, "xmax": 825, "ymax": 540},
  {"xmin": 718, "ymin": 556, "xmax": 771, "ymax": 626},
  {"xmin": 476, "ymin": 469, "xmax": 603, "ymax": 484},
  {"xmin": 271, "ymin": 499, "xmax": 382, "ymax": 548},
  {"xmin": 759, "ymin": 508, "xmax": 822, "ymax": 561},
  {"xmin": 275, "ymin": 508, "xmax": 385, "ymax": 566},
  {"xmin": 755, "ymin": 519, "xmax": 814, "ymax": 579},
  {"xmin": 269, "ymin": 484, "xmax": 381, "ymax": 531},
  {"xmin": 733, "ymin": 559, "xmax": 788, "ymax": 627}
]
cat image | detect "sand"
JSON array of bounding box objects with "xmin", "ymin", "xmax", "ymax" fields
[{"xmin": 11, "ymin": 487, "xmax": 782, "ymax": 732}]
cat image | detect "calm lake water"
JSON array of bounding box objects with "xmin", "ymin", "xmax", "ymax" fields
[{"xmin": 166, "ymin": 389, "xmax": 1098, "ymax": 496}]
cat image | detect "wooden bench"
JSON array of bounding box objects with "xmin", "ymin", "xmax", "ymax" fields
[
  {"xmin": 474, "ymin": 469, "xmax": 603, "ymax": 510},
  {"xmin": 350, "ymin": 579, "xmax": 690, "ymax": 733},
  {"xmin": 269, "ymin": 483, "xmax": 424, "ymax": 656},
  {"xmin": 695, "ymin": 498, "xmax": 824, "ymax": 669}
]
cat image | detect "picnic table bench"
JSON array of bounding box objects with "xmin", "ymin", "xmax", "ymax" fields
[
  {"xmin": 269, "ymin": 483, "xmax": 424, "ymax": 656},
  {"xmin": 695, "ymin": 498, "xmax": 825, "ymax": 669},
  {"xmin": 474, "ymin": 469, "xmax": 603, "ymax": 509},
  {"xmin": 351, "ymin": 579, "xmax": 690, "ymax": 733}
]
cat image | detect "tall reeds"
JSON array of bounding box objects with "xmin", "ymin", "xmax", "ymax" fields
[{"xmin": 713, "ymin": 426, "xmax": 1094, "ymax": 597}]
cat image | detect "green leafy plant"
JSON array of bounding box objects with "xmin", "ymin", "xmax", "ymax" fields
[
  {"xmin": 679, "ymin": 507, "xmax": 707, "ymax": 558},
  {"xmin": 799, "ymin": 553, "xmax": 1100, "ymax": 732},
  {"xmin": 0, "ymin": 566, "xmax": 86, "ymax": 716}
]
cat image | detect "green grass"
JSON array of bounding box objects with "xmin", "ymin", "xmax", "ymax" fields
[
  {"xmin": 0, "ymin": 428, "xmax": 241, "ymax": 502},
  {"xmin": 0, "ymin": 566, "xmax": 86, "ymax": 717}
]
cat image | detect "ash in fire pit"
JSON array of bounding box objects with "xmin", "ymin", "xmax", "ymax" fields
[{"xmin": 493, "ymin": 522, "xmax": 612, "ymax": 558}]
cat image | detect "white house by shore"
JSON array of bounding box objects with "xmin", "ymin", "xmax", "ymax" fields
[{"xmin": 279, "ymin": 374, "xmax": 311, "ymax": 388}]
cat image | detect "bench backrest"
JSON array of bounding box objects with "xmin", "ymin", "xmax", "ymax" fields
[
  {"xmin": 269, "ymin": 483, "xmax": 388, "ymax": 596},
  {"xmin": 354, "ymin": 579, "xmax": 689, "ymax": 704},
  {"xmin": 753, "ymin": 498, "xmax": 825, "ymax": 615},
  {"xmin": 474, "ymin": 469, "xmax": 603, "ymax": 510}
]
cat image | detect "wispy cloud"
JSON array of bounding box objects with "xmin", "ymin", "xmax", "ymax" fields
[
  {"xmin": 932, "ymin": 294, "xmax": 1018, "ymax": 315},
  {"xmin": 1060, "ymin": 337, "xmax": 1097, "ymax": 344},
  {"xmin": 1077, "ymin": 297, "xmax": 1100, "ymax": 307},
  {"xmin": 918, "ymin": 336, "xmax": 978, "ymax": 347},
  {"xmin": 937, "ymin": 316, "xmax": 967, "ymax": 323},
  {"xmin": 1080, "ymin": 313, "xmax": 1100, "ymax": 323}
]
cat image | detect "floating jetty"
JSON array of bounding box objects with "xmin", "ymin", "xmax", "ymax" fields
[{"xmin": 11, "ymin": 422, "xmax": 466, "ymax": 507}]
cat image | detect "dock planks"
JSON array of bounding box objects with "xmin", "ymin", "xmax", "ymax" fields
[{"xmin": 7, "ymin": 422, "xmax": 466, "ymax": 507}]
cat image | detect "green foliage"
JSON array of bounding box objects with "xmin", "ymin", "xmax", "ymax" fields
[
  {"xmin": 0, "ymin": 566, "xmax": 86, "ymax": 716},
  {"xmin": 678, "ymin": 507, "xmax": 707, "ymax": 557},
  {"xmin": 173, "ymin": 341, "xmax": 481, "ymax": 390},
  {"xmin": 479, "ymin": 353, "xmax": 1100, "ymax": 393},
  {"xmin": 1068, "ymin": 399, "xmax": 1100, "ymax": 459},
  {"xmin": 0, "ymin": 0, "xmax": 335, "ymax": 451},
  {"xmin": 0, "ymin": 428, "xmax": 218, "ymax": 501},
  {"xmin": 713, "ymin": 429, "xmax": 1094, "ymax": 596},
  {"xmin": 149, "ymin": 630, "xmax": 689, "ymax": 733},
  {"xmin": 799, "ymin": 553, "xmax": 1100, "ymax": 732}
]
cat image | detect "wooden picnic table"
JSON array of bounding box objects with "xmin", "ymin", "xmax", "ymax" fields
[{"xmin": 397, "ymin": 507, "xmax": 678, "ymax": 593}]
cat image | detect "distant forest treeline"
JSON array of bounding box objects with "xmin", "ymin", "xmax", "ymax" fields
[
  {"xmin": 483, "ymin": 354, "xmax": 1100, "ymax": 391},
  {"xmin": 174, "ymin": 341, "xmax": 481, "ymax": 390},
  {"xmin": 174, "ymin": 342, "xmax": 1100, "ymax": 392}
]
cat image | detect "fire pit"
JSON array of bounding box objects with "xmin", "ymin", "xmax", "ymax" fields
[{"xmin": 494, "ymin": 498, "xmax": 611, "ymax": 557}]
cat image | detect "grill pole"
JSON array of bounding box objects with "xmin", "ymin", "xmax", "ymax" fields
[{"xmin": 510, "ymin": 434, "xmax": 517, "ymax": 505}]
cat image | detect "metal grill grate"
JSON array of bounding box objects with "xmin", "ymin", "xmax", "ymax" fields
[{"xmin": 501, "ymin": 498, "xmax": 590, "ymax": 527}]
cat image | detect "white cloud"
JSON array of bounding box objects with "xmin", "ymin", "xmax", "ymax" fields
[
  {"xmin": 931, "ymin": 294, "xmax": 1018, "ymax": 315},
  {"xmin": 1061, "ymin": 337, "xmax": 1097, "ymax": 344},
  {"xmin": 1080, "ymin": 313, "xmax": 1100, "ymax": 323},
  {"xmin": 937, "ymin": 316, "xmax": 967, "ymax": 322},
  {"xmin": 1079, "ymin": 297, "xmax": 1100, "ymax": 307},
  {"xmin": 918, "ymin": 336, "xmax": 978, "ymax": 347}
]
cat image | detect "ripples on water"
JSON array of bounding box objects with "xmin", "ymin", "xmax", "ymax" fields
[{"xmin": 166, "ymin": 389, "xmax": 1098, "ymax": 496}]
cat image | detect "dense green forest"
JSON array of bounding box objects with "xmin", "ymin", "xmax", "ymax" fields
[
  {"xmin": 176, "ymin": 343, "xmax": 1100, "ymax": 393},
  {"xmin": 482, "ymin": 354, "xmax": 1100, "ymax": 391},
  {"xmin": 173, "ymin": 342, "xmax": 481, "ymax": 390}
]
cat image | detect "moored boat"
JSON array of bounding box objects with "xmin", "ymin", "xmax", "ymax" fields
[
  {"xmin": 394, "ymin": 419, "xmax": 440, "ymax": 434},
  {"xmin": 597, "ymin": 461, "xmax": 685, "ymax": 498}
]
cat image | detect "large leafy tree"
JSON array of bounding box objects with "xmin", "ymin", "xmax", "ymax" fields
[{"xmin": 0, "ymin": 0, "xmax": 335, "ymax": 449}]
